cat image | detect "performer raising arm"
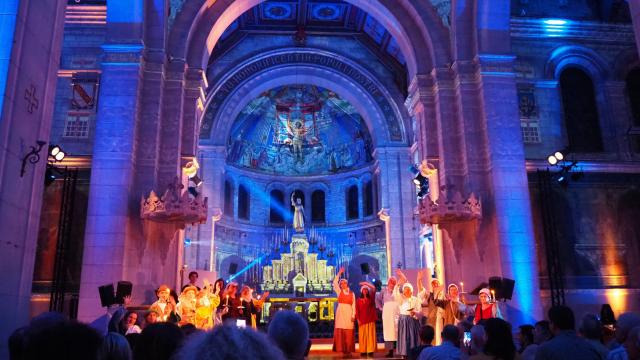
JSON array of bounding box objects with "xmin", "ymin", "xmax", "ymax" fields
[
  {"xmin": 333, "ymin": 267, "xmax": 356, "ymax": 358},
  {"xmin": 394, "ymin": 269, "xmax": 423, "ymax": 357}
]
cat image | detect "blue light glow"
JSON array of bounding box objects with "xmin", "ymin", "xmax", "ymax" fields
[
  {"xmin": 542, "ymin": 18, "xmax": 571, "ymax": 37},
  {"xmin": 543, "ymin": 19, "xmax": 567, "ymax": 26},
  {"xmin": 227, "ymin": 254, "xmax": 268, "ymax": 282},
  {"xmin": 0, "ymin": 0, "xmax": 19, "ymax": 123}
]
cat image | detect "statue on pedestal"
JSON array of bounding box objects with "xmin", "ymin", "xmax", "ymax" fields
[{"xmin": 291, "ymin": 193, "xmax": 305, "ymax": 233}]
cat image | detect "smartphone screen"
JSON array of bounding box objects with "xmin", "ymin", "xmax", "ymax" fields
[
  {"xmin": 463, "ymin": 331, "xmax": 471, "ymax": 346},
  {"xmin": 236, "ymin": 319, "xmax": 247, "ymax": 328}
]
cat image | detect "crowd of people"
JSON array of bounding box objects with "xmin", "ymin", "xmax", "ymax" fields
[{"xmin": 7, "ymin": 269, "xmax": 640, "ymax": 360}]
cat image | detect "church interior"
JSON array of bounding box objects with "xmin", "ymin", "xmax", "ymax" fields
[{"xmin": 1, "ymin": 0, "xmax": 640, "ymax": 357}]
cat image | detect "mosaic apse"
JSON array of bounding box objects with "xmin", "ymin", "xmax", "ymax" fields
[{"xmin": 226, "ymin": 85, "xmax": 374, "ymax": 175}]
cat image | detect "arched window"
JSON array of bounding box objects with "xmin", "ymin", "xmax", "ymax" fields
[
  {"xmin": 238, "ymin": 185, "xmax": 249, "ymax": 220},
  {"xmin": 290, "ymin": 190, "xmax": 305, "ymax": 220},
  {"xmin": 346, "ymin": 185, "xmax": 359, "ymax": 220},
  {"xmin": 560, "ymin": 68, "xmax": 603, "ymax": 152},
  {"xmin": 224, "ymin": 180, "xmax": 233, "ymax": 217},
  {"xmin": 311, "ymin": 190, "xmax": 325, "ymax": 223},
  {"xmin": 363, "ymin": 180, "xmax": 374, "ymax": 217},
  {"xmin": 270, "ymin": 190, "xmax": 284, "ymax": 223},
  {"xmin": 626, "ymin": 67, "xmax": 640, "ymax": 127}
]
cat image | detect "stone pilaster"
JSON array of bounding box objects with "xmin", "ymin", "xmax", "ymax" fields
[
  {"xmin": 477, "ymin": 54, "xmax": 542, "ymax": 325},
  {"xmin": 182, "ymin": 68, "xmax": 206, "ymax": 157},
  {"xmin": 77, "ymin": 43, "xmax": 144, "ymax": 322},
  {"xmin": 375, "ymin": 147, "xmax": 419, "ymax": 269},
  {"xmin": 157, "ymin": 61, "xmax": 185, "ymax": 188}
]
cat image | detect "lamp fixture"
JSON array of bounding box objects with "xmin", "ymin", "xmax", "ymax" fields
[{"xmin": 20, "ymin": 140, "xmax": 47, "ymax": 177}]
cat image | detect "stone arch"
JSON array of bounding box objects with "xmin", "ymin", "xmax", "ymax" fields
[
  {"xmin": 545, "ymin": 45, "xmax": 610, "ymax": 82},
  {"xmin": 167, "ymin": 0, "xmax": 451, "ymax": 80},
  {"xmin": 200, "ymin": 49, "xmax": 410, "ymax": 147}
]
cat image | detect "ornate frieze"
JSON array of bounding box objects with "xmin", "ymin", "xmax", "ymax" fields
[
  {"xmin": 418, "ymin": 191, "xmax": 482, "ymax": 225},
  {"xmin": 141, "ymin": 177, "xmax": 208, "ymax": 227},
  {"xmin": 201, "ymin": 49, "xmax": 404, "ymax": 142}
]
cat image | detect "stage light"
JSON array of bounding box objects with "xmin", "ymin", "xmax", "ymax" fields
[
  {"xmin": 54, "ymin": 151, "xmax": 65, "ymax": 162},
  {"xmin": 554, "ymin": 151, "xmax": 564, "ymax": 161},
  {"xmin": 48, "ymin": 145, "xmax": 66, "ymax": 162},
  {"xmin": 49, "ymin": 145, "xmax": 61, "ymax": 157},
  {"xmin": 184, "ymin": 238, "xmax": 192, "ymax": 247},
  {"xmin": 547, "ymin": 155, "xmax": 558, "ymax": 166}
]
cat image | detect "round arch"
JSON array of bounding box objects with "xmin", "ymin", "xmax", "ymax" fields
[
  {"xmin": 545, "ymin": 45, "xmax": 610, "ymax": 82},
  {"xmin": 200, "ymin": 49, "xmax": 412, "ymax": 147},
  {"xmin": 168, "ymin": 0, "xmax": 451, "ymax": 80}
]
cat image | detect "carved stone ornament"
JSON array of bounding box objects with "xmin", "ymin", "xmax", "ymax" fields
[
  {"xmin": 140, "ymin": 177, "xmax": 208, "ymax": 228},
  {"xmin": 418, "ymin": 191, "xmax": 481, "ymax": 224}
]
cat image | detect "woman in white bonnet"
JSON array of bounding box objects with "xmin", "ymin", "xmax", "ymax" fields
[{"xmin": 394, "ymin": 269, "xmax": 423, "ymax": 357}]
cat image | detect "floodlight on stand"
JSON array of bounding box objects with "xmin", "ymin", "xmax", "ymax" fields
[
  {"xmin": 554, "ymin": 151, "xmax": 564, "ymax": 161},
  {"xmin": 49, "ymin": 145, "xmax": 61, "ymax": 157},
  {"xmin": 54, "ymin": 151, "xmax": 65, "ymax": 162},
  {"xmin": 547, "ymin": 155, "xmax": 558, "ymax": 166}
]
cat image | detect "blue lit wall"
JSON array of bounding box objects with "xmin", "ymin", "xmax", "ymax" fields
[{"xmin": 0, "ymin": 0, "xmax": 19, "ymax": 123}]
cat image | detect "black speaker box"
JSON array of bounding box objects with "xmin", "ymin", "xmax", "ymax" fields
[
  {"xmin": 488, "ymin": 276, "xmax": 515, "ymax": 300},
  {"xmin": 360, "ymin": 262, "xmax": 370, "ymax": 275},
  {"xmin": 98, "ymin": 283, "xmax": 115, "ymax": 307},
  {"xmin": 115, "ymin": 281, "xmax": 133, "ymax": 304}
]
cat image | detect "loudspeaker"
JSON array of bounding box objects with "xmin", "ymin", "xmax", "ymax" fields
[
  {"xmin": 360, "ymin": 263, "xmax": 370, "ymax": 275},
  {"xmin": 228, "ymin": 262, "xmax": 238, "ymax": 275},
  {"xmin": 115, "ymin": 281, "xmax": 133, "ymax": 304},
  {"xmin": 98, "ymin": 283, "xmax": 115, "ymax": 307},
  {"xmin": 488, "ymin": 276, "xmax": 515, "ymax": 300}
]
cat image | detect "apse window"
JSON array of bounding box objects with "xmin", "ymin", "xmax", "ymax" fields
[{"xmin": 63, "ymin": 113, "xmax": 90, "ymax": 138}]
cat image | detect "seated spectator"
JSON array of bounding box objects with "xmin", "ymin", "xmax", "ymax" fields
[
  {"xmin": 23, "ymin": 320, "xmax": 103, "ymax": 360},
  {"xmin": 470, "ymin": 318, "xmax": 517, "ymax": 360},
  {"xmin": 177, "ymin": 324, "xmax": 286, "ymax": 360},
  {"xmin": 418, "ymin": 325, "xmax": 461, "ymax": 360},
  {"xmin": 134, "ymin": 322, "xmax": 185, "ymax": 360},
  {"xmin": 518, "ymin": 325, "xmax": 535, "ymax": 354},
  {"xmin": 579, "ymin": 314, "xmax": 609, "ymax": 359},
  {"xmin": 535, "ymin": 305, "xmax": 601, "ymax": 360},
  {"xmin": 99, "ymin": 332, "xmax": 133, "ymax": 360},
  {"xmin": 408, "ymin": 325, "xmax": 435, "ymax": 360},
  {"xmin": 119, "ymin": 311, "xmax": 141, "ymax": 335},
  {"xmin": 267, "ymin": 310, "xmax": 311, "ymax": 360}
]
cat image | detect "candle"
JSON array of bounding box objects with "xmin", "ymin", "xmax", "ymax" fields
[
  {"xmin": 226, "ymin": 294, "xmax": 229, "ymax": 306},
  {"xmin": 491, "ymin": 290, "xmax": 496, "ymax": 302},
  {"xmin": 460, "ymin": 282, "xmax": 464, "ymax": 293}
]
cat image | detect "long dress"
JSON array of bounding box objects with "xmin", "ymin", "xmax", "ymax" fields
[
  {"xmin": 356, "ymin": 287, "xmax": 377, "ymax": 354},
  {"xmin": 394, "ymin": 286, "xmax": 422, "ymax": 356},
  {"xmin": 333, "ymin": 277, "xmax": 356, "ymax": 354},
  {"xmin": 375, "ymin": 287, "xmax": 399, "ymax": 350},
  {"xmin": 292, "ymin": 198, "xmax": 304, "ymax": 232}
]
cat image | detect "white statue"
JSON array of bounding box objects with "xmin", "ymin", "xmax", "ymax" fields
[{"xmin": 291, "ymin": 193, "xmax": 305, "ymax": 233}]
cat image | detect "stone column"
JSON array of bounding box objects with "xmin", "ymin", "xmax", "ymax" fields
[
  {"xmin": 157, "ymin": 62, "xmax": 185, "ymax": 188},
  {"xmin": 407, "ymin": 74, "xmax": 439, "ymax": 162},
  {"xmin": 604, "ymin": 81, "xmax": 632, "ymax": 159},
  {"xmin": 0, "ymin": 0, "xmax": 66, "ymax": 354},
  {"xmin": 477, "ymin": 54, "xmax": 542, "ymax": 325},
  {"xmin": 77, "ymin": 43, "xmax": 144, "ymax": 321},
  {"xmin": 197, "ymin": 145, "xmax": 226, "ymax": 271},
  {"xmin": 182, "ymin": 68, "xmax": 206, "ymax": 157},
  {"xmin": 375, "ymin": 147, "xmax": 418, "ymax": 269}
]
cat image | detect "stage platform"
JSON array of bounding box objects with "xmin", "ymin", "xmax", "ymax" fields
[{"xmin": 308, "ymin": 339, "xmax": 402, "ymax": 359}]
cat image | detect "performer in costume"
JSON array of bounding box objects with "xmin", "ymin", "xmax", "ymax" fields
[
  {"xmin": 375, "ymin": 276, "xmax": 399, "ymax": 357},
  {"xmin": 395, "ymin": 269, "xmax": 423, "ymax": 357},
  {"xmin": 212, "ymin": 278, "xmax": 226, "ymax": 327},
  {"xmin": 221, "ymin": 282, "xmax": 242, "ymax": 323},
  {"xmin": 149, "ymin": 284, "xmax": 177, "ymax": 322},
  {"xmin": 416, "ymin": 270, "xmax": 444, "ymax": 344},
  {"xmin": 433, "ymin": 283, "xmax": 467, "ymax": 327},
  {"xmin": 356, "ymin": 282, "xmax": 377, "ymax": 357},
  {"xmin": 472, "ymin": 288, "xmax": 502, "ymax": 324},
  {"xmin": 176, "ymin": 285, "xmax": 198, "ymax": 326},
  {"xmin": 332, "ymin": 267, "xmax": 356, "ymax": 358},
  {"xmin": 238, "ymin": 285, "xmax": 270, "ymax": 329},
  {"xmin": 195, "ymin": 279, "xmax": 221, "ymax": 330}
]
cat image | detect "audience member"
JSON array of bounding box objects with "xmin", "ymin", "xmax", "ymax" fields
[
  {"xmin": 134, "ymin": 322, "xmax": 185, "ymax": 360},
  {"xmin": 119, "ymin": 310, "xmax": 141, "ymax": 335},
  {"xmin": 470, "ymin": 318, "xmax": 517, "ymax": 360},
  {"xmin": 408, "ymin": 325, "xmax": 435, "ymax": 360},
  {"xmin": 608, "ymin": 324, "xmax": 640, "ymax": 360},
  {"xmin": 143, "ymin": 310, "xmax": 158, "ymax": 328},
  {"xmin": 609, "ymin": 312, "xmax": 640, "ymax": 350},
  {"xmin": 462, "ymin": 324, "xmax": 486, "ymax": 359},
  {"xmin": 579, "ymin": 314, "xmax": 609, "ymax": 359},
  {"xmin": 518, "ymin": 325, "xmax": 535, "ymax": 354},
  {"xmin": 535, "ymin": 305, "xmax": 600, "ymax": 360},
  {"xmin": 268, "ymin": 310, "xmax": 311, "ymax": 360},
  {"xmin": 522, "ymin": 320, "xmax": 552, "ymax": 360},
  {"xmin": 418, "ymin": 325, "xmax": 462, "ymax": 360},
  {"xmin": 99, "ymin": 332, "xmax": 133, "ymax": 360},
  {"xmin": 177, "ymin": 324, "xmax": 286, "ymax": 360},
  {"xmin": 23, "ymin": 320, "xmax": 103, "ymax": 360}
]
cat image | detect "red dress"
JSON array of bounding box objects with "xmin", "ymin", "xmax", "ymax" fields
[
  {"xmin": 333, "ymin": 289, "xmax": 356, "ymax": 353},
  {"xmin": 474, "ymin": 303, "xmax": 495, "ymax": 324}
]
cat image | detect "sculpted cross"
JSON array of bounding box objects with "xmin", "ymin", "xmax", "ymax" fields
[{"xmin": 24, "ymin": 84, "xmax": 39, "ymax": 114}]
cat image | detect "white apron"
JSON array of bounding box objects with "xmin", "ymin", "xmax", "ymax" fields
[{"xmin": 382, "ymin": 300, "xmax": 399, "ymax": 341}]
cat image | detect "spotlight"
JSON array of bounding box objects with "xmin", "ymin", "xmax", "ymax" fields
[
  {"xmin": 190, "ymin": 175, "xmax": 203, "ymax": 187},
  {"xmin": 547, "ymin": 155, "xmax": 558, "ymax": 166},
  {"xmin": 554, "ymin": 151, "xmax": 564, "ymax": 161},
  {"xmin": 188, "ymin": 186, "xmax": 199, "ymax": 198},
  {"xmin": 184, "ymin": 238, "xmax": 192, "ymax": 247},
  {"xmin": 48, "ymin": 145, "xmax": 66, "ymax": 162}
]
